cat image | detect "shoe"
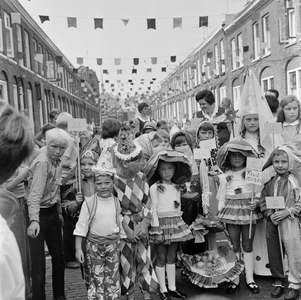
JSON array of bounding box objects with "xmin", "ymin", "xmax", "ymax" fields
[
  {"xmin": 284, "ymin": 288, "xmax": 299, "ymax": 300},
  {"xmin": 246, "ymin": 282, "xmax": 260, "ymax": 294},
  {"xmin": 226, "ymin": 283, "xmax": 240, "ymax": 294},
  {"xmin": 271, "ymin": 285, "xmax": 284, "ymax": 298},
  {"xmin": 160, "ymin": 292, "xmax": 171, "ymax": 300},
  {"xmin": 167, "ymin": 288, "xmax": 187, "ymax": 298},
  {"xmin": 65, "ymin": 261, "xmax": 80, "ymax": 269}
]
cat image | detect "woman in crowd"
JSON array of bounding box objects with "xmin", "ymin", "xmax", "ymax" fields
[{"xmin": 135, "ymin": 102, "xmax": 151, "ymax": 135}]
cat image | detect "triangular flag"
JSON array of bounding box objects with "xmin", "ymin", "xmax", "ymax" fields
[
  {"xmin": 122, "ymin": 19, "xmax": 129, "ymax": 26},
  {"xmin": 11, "ymin": 13, "xmax": 21, "ymax": 24},
  {"xmin": 171, "ymin": 56, "xmax": 176, "ymax": 62},
  {"xmin": 97, "ymin": 58, "xmax": 102, "ymax": 65},
  {"xmin": 35, "ymin": 53, "xmax": 43, "ymax": 63},
  {"xmin": 132, "ymin": 69, "xmax": 137, "ymax": 74},
  {"xmin": 67, "ymin": 17, "xmax": 77, "ymax": 28},
  {"xmin": 199, "ymin": 16, "xmax": 208, "ymax": 27},
  {"xmin": 133, "ymin": 58, "xmax": 139, "ymax": 65},
  {"xmin": 77, "ymin": 57, "xmax": 83, "ymax": 64},
  {"xmin": 147, "ymin": 19, "xmax": 156, "ymax": 29},
  {"xmin": 147, "ymin": 68, "xmax": 152, "ymax": 73},
  {"xmin": 161, "ymin": 67, "xmax": 166, "ymax": 72},
  {"xmin": 173, "ymin": 17, "xmax": 182, "ymax": 29},
  {"xmin": 94, "ymin": 18, "xmax": 103, "ymax": 29},
  {"xmin": 55, "ymin": 56, "xmax": 63, "ymax": 64},
  {"xmin": 117, "ymin": 69, "xmax": 122, "ymax": 75},
  {"xmin": 115, "ymin": 58, "xmax": 121, "ymax": 65},
  {"xmin": 225, "ymin": 14, "xmax": 235, "ymax": 26},
  {"xmin": 39, "ymin": 15, "xmax": 50, "ymax": 24},
  {"xmin": 151, "ymin": 57, "xmax": 157, "ymax": 64},
  {"xmin": 103, "ymin": 70, "xmax": 108, "ymax": 74}
]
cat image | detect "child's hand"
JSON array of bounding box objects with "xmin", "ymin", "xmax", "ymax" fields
[
  {"xmin": 154, "ymin": 234, "xmax": 164, "ymax": 244},
  {"xmin": 75, "ymin": 248, "xmax": 84, "ymax": 264},
  {"xmin": 75, "ymin": 192, "xmax": 84, "ymax": 206},
  {"xmin": 124, "ymin": 225, "xmax": 139, "ymax": 243},
  {"xmin": 135, "ymin": 223, "xmax": 148, "ymax": 240},
  {"xmin": 249, "ymin": 200, "xmax": 259, "ymax": 211},
  {"xmin": 271, "ymin": 210, "xmax": 290, "ymax": 223},
  {"xmin": 69, "ymin": 162, "xmax": 77, "ymax": 169},
  {"xmin": 212, "ymin": 174, "xmax": 220, "ymax": 184}
]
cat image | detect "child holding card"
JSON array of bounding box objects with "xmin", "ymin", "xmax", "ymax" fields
[
  {"xmin": 260, "ymin": 146, "xmax": 301, "ymax": 300},
  {"xmin": 216, "ymin": 138, "xmax": 262, "ymax": 294}
]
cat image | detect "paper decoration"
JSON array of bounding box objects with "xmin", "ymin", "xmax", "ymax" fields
[
  {"xmin": 173, "ymin": 17, "xmax": 182, "ymax": 29},
  {"xmin": 68, "ymin": 118, "xmax": 87, "ymax": 132},
  {"xmin": 117, "ymin": 69, "xmax": 122, "ymax": 74},
  {"xmin": 105, "ymin": 80, "xmax": 109, "ymax": 83},
  {"xmin": 132, "ymin": 69, "xmax": 137, "ymax": 74},
  {"xmin": 94, "ymin": 18, "xmax": 103, "ymax": 29},
  {"xmin": 77, "ymin": 57, "xmax": 83, "ymax": 64},
  {"xmin": 243, "ymin": 46, "xmax": 249, "ymax": 52},
  {"xmin": 147, "ymin": 68, "xmax": 152, "ymax": 73},
  {"xmin": 122, "ymin": 19, "xmax": 129, "ymax": 26},
  {"xmin": 35, "ymin": 53, "xmax": 44, "ymax": 63},
  {"xmin": 246, "ymin": 157, "xmax": 263, "ymax": 171},
  {"xmin": 171, "ymin": 56, "xmax": 176, "ymax": 62},
  {"xmin": 67, "ymin": 17, "xmax": 77, "ymax": 28},
  {"xmin": 133, "ymin": 58, "xmax": 139, "ymax": 65},
  {"xmin": 265, "ymin": 196, "xmax": 285, "ymax": 209},
  {"xmin": 96, "ymin": 58, "xmax": 102, "ymax": 65},
  {"xmin": 103, "ymin": 69, "xmax": 108, "ymax": 74},
  {"xmin": 73, "ymin": 68, "xmax": 78, "ymax": 74},
  {"xmin": 115, "ymin": 58, "xmax": 121, "ymax": 65},
  {"xmin": 162, "ymin": 67, "xmax": 166, "ymax": 72},
  {"xmin": 11, "ymin": 13, "xmax": 21, "ymax": 24},
  {"xmin": 245, "ymin": 169, "xmax": 262, "ymax": 185},
  {"xmin": 225, "ymin": 14, "xmax": 235, "ymax": 25},
  {"xmin": 151, "ymin": 57, "xmax": 157, "ymax": 64},
  {"xmin": 147, "ymin": 18, "xmax": 156, "ymax": 29},
  {"xmin": 199, "ymin": 16, "xmax": 208, "ymax": 27},
  {"xmin": 39, "ymin": 15, "xmax": 50, "ymax": 24},
  {"xmin": 264, "ymin": 122, "xmax": 282, "ymax": 135}
]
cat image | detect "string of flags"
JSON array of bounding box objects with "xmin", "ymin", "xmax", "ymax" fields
[{"xmin": 11, "ymin": 12, "xmax": 209, "ymax": 29}]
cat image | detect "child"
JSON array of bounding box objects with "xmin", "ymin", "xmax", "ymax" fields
[
  {"xmin": 148, "ymin": 150, "xmax": 194, "ymax": 300},
  {"xmin": 217, "ymin": 138, "xmax": 262, "ymax": 294},
  {"xmin": 74, "ymin": 167, "xmax": 123, "ymax": 300},
  {"xmin": 260, "ymin": 146, "xmax": 301, "ymax": 300},
  {"xmin": 113, "ymin": 132, "xmax": 158, "ymax": 300},
  {"xmin": 195, "ymin": 121, "xmax": 222, "ymax": 250}
]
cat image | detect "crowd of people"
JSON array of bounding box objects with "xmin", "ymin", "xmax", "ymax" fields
[{"xmin": 1, "ymin": 71, "xmax": 301, "ymax": 300}]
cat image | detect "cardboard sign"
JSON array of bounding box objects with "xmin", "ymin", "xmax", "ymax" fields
[
  {"xmin": 265, "ymin": 196, "xmax": 285, "ymax": 209},
  {"xmin": 245, "ymin": 169, "xmax": 262, "ymax": 185},
  {"xmin": 190, "ymin": 118, "xmax": 203, "ymax": 129},
  {"xmin": 68, "ymin": 118, "xmax": 87, "ymax": 132},
  {"xmin": 264, "ymin": 122, "xmax": 282, "ymax": 135},
  {"xmin": 199, "ymin": 138, "xmax": 216, "ymax": 150},
  {"xmin": 246, "ymin": 157, "xmax": 263, "ymax": 171},
  {"xmin": 193, "ymin": 148, "xmax": 211, "ymax": 159}
]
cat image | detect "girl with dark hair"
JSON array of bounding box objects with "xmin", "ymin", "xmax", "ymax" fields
[{"xmin": 135, "ymin": 102, "xmax": 151, "ymax": 134}]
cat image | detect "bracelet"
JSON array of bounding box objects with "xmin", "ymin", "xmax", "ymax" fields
[{"xmin": 286, "ymin": 208, "xmax": 294, "ymax": 219}]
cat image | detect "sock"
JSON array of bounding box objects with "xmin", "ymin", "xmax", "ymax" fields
[
  {"xmin": 166, "ymin": 263, "xmax": 176, "ymax": 291},
  {"xmin": 243, "ymin": 251, "xmax": 254, "ymax": 284},
  {"xmin": 156, "ymin": 266, "xmax": 167, "ymax": 293}
]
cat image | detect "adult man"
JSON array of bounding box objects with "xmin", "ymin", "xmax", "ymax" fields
[{"xmin": 194, "ymin": 90, "xmax": 230, "ymax": 146}]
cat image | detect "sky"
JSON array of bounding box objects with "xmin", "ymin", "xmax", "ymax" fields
[{"xmin": 18, "ymin": 0, "xmax": 247, "ymax": 98}]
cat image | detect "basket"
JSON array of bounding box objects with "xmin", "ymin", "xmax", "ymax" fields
[{"xmin": 180, "ymin": 245, "xmax": 244, "ymax": 289}]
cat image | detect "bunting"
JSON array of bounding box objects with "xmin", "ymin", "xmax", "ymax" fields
[
  {"xmin": 133, "ymin": 58, "xmax": 139, "ymax": 65},
  {"xmin": 173, "ymin": 18, "xmax": 182, "ymax": 29},
  {"xmin": 171, "ymin": 56, "xmax": 176, "ymax": 62},
  {"xmin": 35, "ymin": 53, "xmax": 44, "ymax": 63},
  {"xmin": 117, "ymin": 69, "xmax": 122, "ymax": 74},
  {"xmin": 199, "ymin": 16, "xmax": 208, "ymax": 27},
  {"xmin": 225, "ymin": 14, "xmax": 235, "ymax": 25},
  {"xmin": 132, "ymin": 69, "xmax": 137, "ymax": 74},
  {"xmin": 55, "ymin": 56, "xmax": 63, "ymax": 64},
  {"xmin": 97, "ymin": 58, "xmax": 102, "ymax": 65},
  {"xmin": 94, "ymin": 18, "xmax": 103, "ymax": 29},
  {"xmin": 147, "ymin": 19, "xmax": 156, "ymax": 29},
  {"xmin": 67, "ymin": 17, "xmax": 77, "ymax": 28},
  {"xmin": 11, "ymin": 13, "xmax": 21, "ymax": 24},
  {"xmin": 151, "ymin": 57, "xmax": 157, "ymax": 64},
  {"xmin": 243, "ymin": 46, "xmax": 249, "ymax": 52},
  {"xmin": 103, "ymin": 69, "xmax": 108, "ymax": 74},
  {"xmin": 162, "ymin": 67, "xmax": 166, "ymax": 72},
  {"xmin": 121, "ymin": 19, "xmax": 129, "ymax": 26},
  {"xmin": 147, "ymin": 68, "xmax": 152, "ymax": 73},
  {"xmin": 73, "ymin": 68, "xmax": 78, "ymax": 74},
  {"xmin": 115, "ymin": 58, "xmax": 121, "ymax": 65},
  {"xmin": 77, "ymin": 57, "xmax": 83, "ymax": 64},
  {"xmin": 39, "ymin": 15, "xmax": 50, "ymax": 24}
]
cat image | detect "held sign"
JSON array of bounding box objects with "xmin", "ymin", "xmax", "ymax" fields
[
  {"xmin": 199, "ymin": 138, "xmax": 216, "ymax": 150},
  {"xmin": 265, "ymin": 196, "xmax": 285, "ymax": 210},
  {"xmin": 193, "ymin": 148, "xmax": 211, "ymax": 159},
  {"xmin": 68, "ymin": 118, "xmax": 87, "ymax": 132},
  {"xmin": 264, "ymin": 122, "xmax": 282, "ymax": 135},
  {"xmin": 246, "ymin": 157, "xmax": 263, "ymax": 171},
  {"xmin": 245, "ymin": 169, "xmax": 262, "ymax": 185}
]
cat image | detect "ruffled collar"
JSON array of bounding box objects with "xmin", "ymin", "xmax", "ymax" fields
[{"xmin": 283, "ymin": 120, "xmax": 299, "ymax": 127}]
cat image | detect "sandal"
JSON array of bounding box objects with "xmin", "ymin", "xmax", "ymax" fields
[
  {"xmin": 226, "ymin": 283, "xmax": 240, "ymax": 294},
  {"xmin": 246, "ymin": 282, "xmax": 260, "ymax": 294}
]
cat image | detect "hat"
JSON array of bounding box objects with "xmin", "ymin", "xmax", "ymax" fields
[
  {"xmin": 113, "ymin": 130, "xmax": 143, "ymax": 161},
  {"xmin": 80, "ymin": 149, "xmax": 99, "ymax": 162},
  {"xmin": 142, "ymin": 122, "xmax": 156, "ymax": 133}
]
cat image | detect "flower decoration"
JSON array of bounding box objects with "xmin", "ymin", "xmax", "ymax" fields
[
  {"xmin": 225, "ymin": 109, "xmax": 240, "ymax": 124},
  {"xmin": 241, "ymin": 170, "xmax": 246, "ymax": 179},
  {"xmin": 226, "ymin": 175, "xmax": 233, "ymax": 183},
  {"xmin": 157, "ymin": 182, "xmax": 166, "ymax": 193},
  {"xmin": 174, "ymin": 201, "xmax": 180, "ymax": 209}
]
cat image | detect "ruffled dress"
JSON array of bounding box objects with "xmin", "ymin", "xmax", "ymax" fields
[{"xmin": 149, "ymin": 182, "xmax": 193, "ymax": 245}]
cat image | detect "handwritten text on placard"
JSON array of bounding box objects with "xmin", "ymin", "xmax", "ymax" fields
[
  {"xmin": 199, "ymin": 138, "xmax": 216, "ymax": 150},
  {"xmin": 246, "ymin": 157, "xmax": 263, "ymax": 171},
  {"xmin": 264, "ymin": 122, "xmax": 282, "ymax": 135},
  {"xmin": 68, "ymin": 118, "xmax": 87, "ymax": 132},
  {"xmin": 265, "ymin": 196, "xmax": 285, "ymax": 209},
  {"xmin": 245, "ymin": 169, "xmax": 262, "ymax": 185}
]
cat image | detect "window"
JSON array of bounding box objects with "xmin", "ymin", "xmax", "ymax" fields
[
  {"xmin": 0, "ymin": 18, "xmax": 3, "ymax": 52},
  {"xmin": 12, "ymin": 84, "xmax": 18, "ymax": 110},
  {"xmin": 3, "ymin": 12, "xmax": 14, "ymax": 58},
  {"xmin": 38, "ymin": 44, "xmax": 43, "ymax": 75},
  {"xmin": 233, "ymin": 86, "xmax": 241, "ymax": 110},
  {"xmin": 33, "ymin": 39, "xmax": 38, "ymax": 72},
  {"xmin": 220, "ymin": 86, "xmax": 226, "ymax": 101},
  {"xmin": 262, "ymin": 14, "xmax": 271, "ymax": 56},
  {"xmin": 287, "ymin": 68, "xmax": 301, "ymax": 98},
  {"xmin": 231, "ymin": 38, "xmax": 236, "ymax": 70},
  {"xmin": 214, "ymin": 44, "xmax": 219, "ymax": 76},
  {"xmin": 202, "ymin": 54, "xmax": 206, "ymax": 75},
  {"xmin": 16, "ymin": 24, "xmax": 23, "ymax": 66},
  {"xmin": 237, "ymin": 34, "xmax": 243, "ymax": 67},
  {"xmin": 253, "ymin": 22, "xmax": 260, "ymax": 59},
  {"xmin": 220, "ymin": 39, "xmax": 225, "ymax": 74},
  {"xmin": 261, "ymin": 76, "xmax": 274, "ymax": 92},
  {"xmin": 0, "ymin": 80, "xmax": 8, "ymax": 103},
  {"xmin": 24, "ymin": 31, "xmax": 31, "ymax": 69}
]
